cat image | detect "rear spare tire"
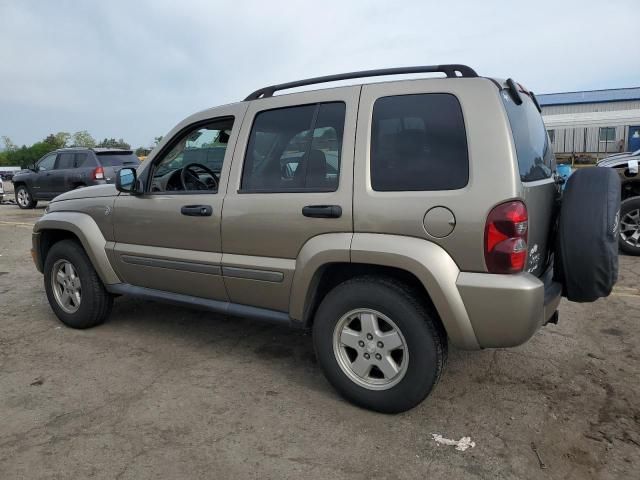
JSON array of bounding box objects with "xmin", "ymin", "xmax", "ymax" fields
[{"xmin": 555, "ymin": 167, "xmax": 620, "ymax": 302}]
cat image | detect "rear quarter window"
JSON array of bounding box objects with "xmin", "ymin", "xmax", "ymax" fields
[
  {"xmin": 501, "ymin": 91, "xmax": 555, "ymax": 182},
  {"xmin": 370, "ymin": 93, "xmax": 469, "ymax": 191}
]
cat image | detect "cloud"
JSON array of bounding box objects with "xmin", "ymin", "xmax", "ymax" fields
[{"xmin": 0, "ymin": 0, "xmax": 637, "ymax": 147}]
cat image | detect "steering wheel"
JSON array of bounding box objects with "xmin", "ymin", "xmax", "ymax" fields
[{"xmin": 180, "ymin": 163, "xmax": 218, "ymax": 191}]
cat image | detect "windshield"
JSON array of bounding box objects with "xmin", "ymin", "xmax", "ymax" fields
[{"xmin": 501, "ymin": 90, "xmax": 555, "ymax": 182}]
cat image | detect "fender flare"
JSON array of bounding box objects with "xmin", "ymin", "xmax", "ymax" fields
[
  {"xmin": 33, "ymin": 212, "xmax": 121, "ymax": 285},
  {"xmin": 290, "ymin": 232, "xmax": 479, "ymax": 350}
]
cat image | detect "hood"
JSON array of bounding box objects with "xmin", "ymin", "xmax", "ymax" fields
[
  {"xmin": 12, "ymin": 169, "xmax": 33, "ymax": 179},
  {"xmin": 598, "ymin": 151, "xmax": 639, "ymax": 166},
  {"xmin": 51, "ymin": 184, "xmax": 118, "ymax": 202}
]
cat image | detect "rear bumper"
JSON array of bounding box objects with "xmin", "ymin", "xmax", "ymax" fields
[{"xmin": 456, "ymin": 266, "xmax": 562, "ymax": 348}]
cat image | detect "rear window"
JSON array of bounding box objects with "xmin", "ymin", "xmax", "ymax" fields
[
  {"xmin": 96, "ymin": 152, "xmax": 140, "ymax": 167},
  {"xmin": 370, "ymin": 93, "xmax": 469, "ymax": 191},
  {"xmin": 501, "ymin": 91, "xmax": 555, "ymax": 182}
]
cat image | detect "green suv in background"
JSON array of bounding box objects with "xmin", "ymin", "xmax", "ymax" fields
[{"xmin": 30, "ymin": 65, "xmax": 619, "ymax": 412}]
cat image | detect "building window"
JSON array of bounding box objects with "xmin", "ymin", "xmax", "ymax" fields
[
  {"xmin": 599, "ymin": 127, "xmax": 616, "ymax": 142},
  {"xmin": 547, "ymin": 130, "xmax": 555, "ymax": 143}
]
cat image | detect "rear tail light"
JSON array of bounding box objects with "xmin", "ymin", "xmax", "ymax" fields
[
  {"xmin": 484, "ymin": 201, "xmax": 528, "ymax": 274},
  {"xmin": 92, "ymin": 166, "xmax": 105, "ymax": 180}
]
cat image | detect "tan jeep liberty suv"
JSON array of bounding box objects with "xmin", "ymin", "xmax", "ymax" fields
[{"xmin": 31, "ymin": 65, "xmax": 619, "ymax": 412}]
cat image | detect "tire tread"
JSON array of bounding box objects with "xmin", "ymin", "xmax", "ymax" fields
[
  {"xmin": 313, "ymin": 275, "xmax": 448, "ymax": 412},
  {"xmin": 44, "ymin": 239, "xmax": 112, "ymax": 329}
]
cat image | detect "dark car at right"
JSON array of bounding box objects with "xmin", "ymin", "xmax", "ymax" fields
[{"xmin": 597, "ymin": 149, "xmax": 640, "ymax": 255}]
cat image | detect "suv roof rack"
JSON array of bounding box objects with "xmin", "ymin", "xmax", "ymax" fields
[{"xmin": 244, "ymin": 64, "xmax": 478, "ymax": 101}]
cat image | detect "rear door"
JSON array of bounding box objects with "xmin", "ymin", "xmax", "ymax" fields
[
  {"xmin": 501, "ymin": 87, "xmax": 558, "ymax": 276},
  {"xmin": 50, "ymin": 152, "xmax": 76, "ymax": 194},
  {"xmin": 221, "ymin": 87, "xmax": 358, "ymax": 312}
]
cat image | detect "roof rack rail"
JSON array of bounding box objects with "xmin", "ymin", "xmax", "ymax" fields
[{"xmin": 244, "ymin": 64, "xmax": 478, "ymax": 101}]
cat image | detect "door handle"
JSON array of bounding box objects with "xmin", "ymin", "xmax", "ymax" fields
[
  {"xmin": 302, "ymin": 205, "xmax": 342, "ymax": 218},
  {"xmin": 181, "ymin": 205, "xmax": 213, "ymax": 217}
]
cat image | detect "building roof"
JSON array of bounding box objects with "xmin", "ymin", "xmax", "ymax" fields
[{"xmin": 537, "ymin": 87, "xmax": 640, "ymax": 106}]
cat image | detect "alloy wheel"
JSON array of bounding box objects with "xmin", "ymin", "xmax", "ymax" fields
[
  {"xmin": 17, "ymin": 188, "xmax": 29, "ymax": 208},
  {"xmin": 332, "ymin": 308, "xmax": 408, "ymax": 390},
  {"xmin": 51, "ymin": 259, "xmax": 82, "ymax": 314},
  {"xmin": 620, "ymin": 208, "xmax": 640, "ymax": 248}
]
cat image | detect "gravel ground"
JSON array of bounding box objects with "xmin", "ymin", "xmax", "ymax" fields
[{"xmin": 0, "ymin": 198, "xmax": 639, "ymax": 479}]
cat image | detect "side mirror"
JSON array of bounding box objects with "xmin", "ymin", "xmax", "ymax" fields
[{"xmin": 116, "ymin": 167, "xmax": 139, "ymax": 193}]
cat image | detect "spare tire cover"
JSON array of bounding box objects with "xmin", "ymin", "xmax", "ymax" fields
[{"xmin": 555, "ymin": 167, "xmax": 620, "ymax": 302}]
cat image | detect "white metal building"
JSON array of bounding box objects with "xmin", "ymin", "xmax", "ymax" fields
[{"xmin": 538, "ymin": 87, "xmax": 640, "ymax": 161}]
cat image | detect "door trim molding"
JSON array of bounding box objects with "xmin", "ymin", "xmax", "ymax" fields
[
  {"xmin": 222, "ymin": 266, "xmax": 284, "ymax": 282},
  {"xmin": 121, "ymin": 255, "xmax": 222, "ymax": 275}
]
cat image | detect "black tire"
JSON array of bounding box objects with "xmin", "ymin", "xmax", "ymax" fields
[
  {"xmin": 555, "ymin": 167, "xmax": 620, "ymax": 302},
  {"xmin": 44, "ymin": 239, "xmax": 113, "ymax": 329},
  {"xmin": 312, "ymin": 276, "xmax": 447, "ymax": 413},
  {"xmin": 618, "ymin": 197, "xmax": 640, "ymax": 256},
  {"xmin": 15, "ymin": 185, "xmax": 37, "ymax": 209}
]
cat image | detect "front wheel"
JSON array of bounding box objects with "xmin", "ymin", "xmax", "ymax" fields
[
  {"xmin": 44, "ymin": 240, "xmax": 113, "ymax": 328},
  {"xmin": 312, "ymin": 276, "xmax": 447, "ymax": 413},
  {"xmin": 15, "ymin": 185, "xmax": 37, "ymax": 209},
  {"xmin": 619, "ymin": 197, "xmax": 640, "ymax": 255}
]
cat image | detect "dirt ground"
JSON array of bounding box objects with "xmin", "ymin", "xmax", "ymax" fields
[{"xmin": 1, "ymin": 181, "xmax": 639, "ymax": 479}]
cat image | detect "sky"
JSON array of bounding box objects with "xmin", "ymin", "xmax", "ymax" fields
[{"xmin": 1, "ymin": 0, "xmax": 638, "ymax": 148}]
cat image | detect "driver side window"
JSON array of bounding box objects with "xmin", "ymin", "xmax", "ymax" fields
[
  {"xmin": 150, "ymin": 117, "xmax": 234, "ymax": 193},
  {"xmin": 37, "ymin": 153, "xmax": 57, "ymax": 171}
]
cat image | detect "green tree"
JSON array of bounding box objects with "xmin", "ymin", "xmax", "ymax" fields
[
  {"xmin": 135, "ymin": 147, "xmax": 150, "ymax": 157},
  {"xmin": 44, "ymin": 131, "xmax": 70, "ymax": 149},
  {"xmin": 154, "ymin": 136, "xmax": 163, "ymax": 146},
  {"xmin": 97, "ymin": 138, "xmax": 131, "ymax": 149},
  {"xmin": 71, "ymin": 130, "xmax": 96, "ymax": 148},
  {"xmin": 4, "ymin": 141, "xmax": 55, "ymax": 168},
  {"xmin": 55, "ymin": 132, "xmax": 70, "ymax": 148}
]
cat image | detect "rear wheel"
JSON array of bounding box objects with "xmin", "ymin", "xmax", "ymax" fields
[
  {"xmin": 44, "ymin": 240, "xmax": 113, "ymax": 328},
  {"xmin": 555, "ymin": 167, "xmax": 620, "ymax": 301},
  {"xmin": 312, "ymin": 276, "xmax": 447, "ymax": 413},
  {"xmin": 15, "ymin": 185, "xmax": 37, "ymax": 209},
  {"xmin": 619, "ymin": 197, "xmax": 640, "ymax": 255}
]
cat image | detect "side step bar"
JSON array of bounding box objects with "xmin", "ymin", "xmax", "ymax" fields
[{"xmin": 106, "ymin": 283, "xmax": 294, "ymax": 327}]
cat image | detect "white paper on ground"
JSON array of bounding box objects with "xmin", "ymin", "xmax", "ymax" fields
[{"xmin": 431, "ymin": 433, "xmax": 476, "ymax": 451}]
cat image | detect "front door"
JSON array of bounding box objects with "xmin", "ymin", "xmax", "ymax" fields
[
  {"xmin": 628, "ymin": 126, "xmax": 640, "ymax": 152},
  {"xmin": 31, "ymin": 152, "xmax": 57, "ymax": 199},
  {"xmin": 110, "ymin": 104, "xmax": 247, "ymax": 301},
  {"xmin": 221, "ymin": 87, "xmax": 359, "ymax": 312}
]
